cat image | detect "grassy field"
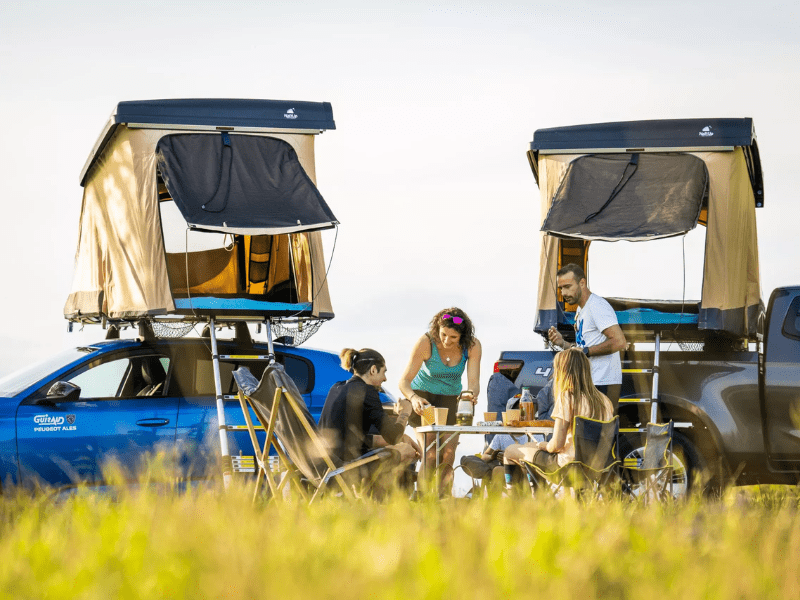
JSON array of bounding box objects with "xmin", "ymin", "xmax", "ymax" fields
[{"xmin": 2, "ymin": 475, "xmax": 799, "ymax": 600}]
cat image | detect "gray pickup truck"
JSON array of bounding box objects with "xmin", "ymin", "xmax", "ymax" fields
[{"xmin": 491, "ymin": 118, "xmax": 799, "ymax": 495}]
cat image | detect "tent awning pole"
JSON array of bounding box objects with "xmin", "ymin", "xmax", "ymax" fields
[{"xmin": 209, "ymin": 317, "xmax": 233, "ymax": 489}]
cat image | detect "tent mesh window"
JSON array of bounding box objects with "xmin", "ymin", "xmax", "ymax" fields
[
  {"xmin": 271, "ymin": 318, "xmax": 324, "ymax": 347},
  {"xmin": 152, "ymin": 321, "xmax": 195, "ymax": 338}
]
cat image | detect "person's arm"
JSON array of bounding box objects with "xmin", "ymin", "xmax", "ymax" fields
[
  {"xmin": 482, "ymin": 435, "xmax": 500, "ymax": 461},
  {"xmin": 536, "ymin": 380, "xmax": 554, "ymax": 420},
  {"xmin": 461, "ymin": 338, "xmax": 482, "ymax": 404},
  {"xmin": 547, "ymin": 326, "xmax": 571, "ymax": 349},
  {"xmin": 542, "ymin": 417, "xmax": 568, "ymax": 453},
  {"xmin": 366, "ymin": 388, "xmax": 407, "ymax": 446},
  {"xmin": 398, "ymin": 335, "xmax": 432, "ymax": 414},
  {"xmin": 583, "ymin": 324, "xmax": 626, "ymax": 356}
]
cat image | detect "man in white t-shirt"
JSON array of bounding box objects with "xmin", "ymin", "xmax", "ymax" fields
[{"xmin": 547, "ymin": 263, "xmax": 627, "ymax": 410}]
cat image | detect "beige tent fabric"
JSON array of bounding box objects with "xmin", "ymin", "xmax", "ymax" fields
[
  {"xmin": 306, "ymin": 230, "xmax": 333, "ymax": 316},
  {"xmin": 532, "ymin": 148, "xmax": 762, "ymax": 338},
  {"xmin": 691, "ymin": 149, "xmax": 762, "ymax": 335},
  {"xmin": 534, "ymin": 153, "xmax": 577, "ymax": 330},
  {"xmin": 65, "ymin": 126, "xmax": 173, "ymax": 318},
  {"xmin": 65, "ymin": 125, "xmax": 333, "ymax": 320}
]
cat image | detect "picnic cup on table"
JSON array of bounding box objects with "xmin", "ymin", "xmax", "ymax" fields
[
  {"xmin": 502, "ymin": 409, "xmax": 521, "ymax": 426},
  {"xmin": 484, "ymin": 411, "xmax": 498, "ymax": 422},
  {"xmin": 421, "ymin": 405, "xmax": 436, "ymax": 426},
  {"xmin": 434, "ymin": 407, "xmax": 448, "ymax": 425}
]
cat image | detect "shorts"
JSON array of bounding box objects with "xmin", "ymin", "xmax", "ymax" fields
[
  {"xmin": 407, "ymin": 389, "xmax": 459, "ymax": 427},
  {"xmin": 532, "ymin": 448, "xmax": 561, "ymax": 473}
]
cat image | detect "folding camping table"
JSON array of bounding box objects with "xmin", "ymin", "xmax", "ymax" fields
[{"xmin": 414, "ymin": 424, "xmax": 555, "ymax": 492}]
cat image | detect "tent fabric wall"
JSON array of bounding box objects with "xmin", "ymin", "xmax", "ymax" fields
[
  {"xmin": 691, "ymin": 149, "xmax": 763, "ymax": 338},
  {"xmin": 65, "ymin": 126, "xmax": 173, "ymax": 319},
  {"xmin": 65, "ymin": 125, "xmax": 334, "ymax": 320},
  {"xmin": 532, "ymin": 148, "xmax": 762, "ymax": 340},
  {"xmin": 534, "ymin": 154, "xmax": 573, "ymax": 333}
]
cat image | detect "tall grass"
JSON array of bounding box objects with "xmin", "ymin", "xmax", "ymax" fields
[{"xmin": 1, "ymin": 473, "xmax": 799, "ymax": 599}]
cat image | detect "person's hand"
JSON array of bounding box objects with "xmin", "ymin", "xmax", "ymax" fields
[
  {"xmin": 403, "ymin": 434, "xmax": 423, "ymax": 458},
  {"xmin": 537, "ymin": 441, "xmax": 548, "ymax": 451},
  {"xmin": 548, "ymin": 326, "xmax": 566, "ymax": 348},
  {"xmin": 459, "ymin": 390, "xmax": 477, "ymax": 405},
  {"xmin": 394, "ymin": 398, "xmax": 413, "ymax": 417},
  {"xmin": 409, "ymin": 393, "xmax": 429, "ymax": 415}
]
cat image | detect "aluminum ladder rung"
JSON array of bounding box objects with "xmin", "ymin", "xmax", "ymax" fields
[
  {"xmin": 622, "ymin": 368, "xmax": 654, "ymax": 374},
  {"xmin": 619, "ymin": 398, "xmax": 651, "ymax": 404},
  {"xmin": 231, "ymin": 455, "xmax": 280, "ymax": 474},
  {"xmin": 225, "ymin": 424, "xmax": 265, "ymax": 431},
  {"xmin": 219, "ymin": 354, "xmax": 272, "ymax": 361},
  {"xmin": 620, "ymin": 422, "xmax": 693, "ymax": 435}
]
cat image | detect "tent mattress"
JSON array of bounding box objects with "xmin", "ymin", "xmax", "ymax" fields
[
  {"xmin": 174, "ymin": 297, "xmax": 312, "ymax": 315},
  {"xmin": 563, "ymin": 308, "xmax": 698, "ymax": 326}
]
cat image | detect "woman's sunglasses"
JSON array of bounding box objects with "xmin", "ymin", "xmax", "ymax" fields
[{"xmin": 442, "ymin": 313, "xmax": 464, "ymax": 324}]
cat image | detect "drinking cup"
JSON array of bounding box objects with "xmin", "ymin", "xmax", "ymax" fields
[
  {"xmin": 502, "ymin": 409, "xmax": 521, "ymax": 426},
  {"xmin": 421, "ymin": 406, "xmax": 436, "ymax": 426},
  {"xmin": 483, "ymin": 412, "xmax": 498, "ymax": 422},
  {"xmin": 434, "ymin": 407, "xmax": 449, "ymax": 426}
]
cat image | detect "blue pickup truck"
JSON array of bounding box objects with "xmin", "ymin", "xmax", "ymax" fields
[{"xmin": 0, "ymin": 337, "xmax": 361, "ymax": 490}]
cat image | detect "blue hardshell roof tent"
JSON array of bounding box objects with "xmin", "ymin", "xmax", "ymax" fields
[
  {"xmin": 65, "ymin": 99, "xmax": 339, "ymax": 328},
  {"xmin": 529, "ymin": 118, "xmax": 764, "ymax": 342}
]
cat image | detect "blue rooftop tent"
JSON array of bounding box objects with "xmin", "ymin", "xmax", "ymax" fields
[{"xmin": 64, "ymin": 99, "xmax": 341, "ymax": 488}]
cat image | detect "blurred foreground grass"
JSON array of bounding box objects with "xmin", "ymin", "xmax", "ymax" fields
[{"xmin": 2, "ymin": 476, "xmax": 799, "ymax": 599}]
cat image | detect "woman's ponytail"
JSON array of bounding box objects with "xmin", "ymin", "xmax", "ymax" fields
[{"xmin": 339, "ymin": 347, "xmax": 385, "ymax": 375}]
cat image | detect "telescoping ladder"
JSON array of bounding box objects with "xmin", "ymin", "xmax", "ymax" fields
[
  {"xmin": 208, "ymin": 316, "xmax": 278, "ymax": 490},
  {"xmin": 618, "ymin": 331, "xmax": 693, "ymax": 433},
  {"xmin": 619, "ymin": 331, "xmax": 663, "ymax": 433}
]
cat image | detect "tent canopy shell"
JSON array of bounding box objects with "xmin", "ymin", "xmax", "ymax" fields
[
  {"xmin": 529, "ymin": 118, "xmax": 764, "ymax": 341},
  {"xmin": 65, "ymin": 99, "xmax": 338, "ymax": 323}
]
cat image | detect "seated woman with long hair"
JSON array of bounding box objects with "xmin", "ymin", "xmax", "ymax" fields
[{"xmin": 502, "ymin": 348, "xmax": 613, "ymax": 487}]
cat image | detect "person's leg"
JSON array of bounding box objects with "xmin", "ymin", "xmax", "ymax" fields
[
  {"xmin": 502, "ymin": 443, "xmax": 539, "ymax": 491},
  {"xmin": 367, "ymin": 441, "xmax": 419, "ymax": 498}
]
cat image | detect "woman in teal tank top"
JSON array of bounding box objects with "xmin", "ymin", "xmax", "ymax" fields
[{"xmin": 399, "ymin": 307, "xmax": 482, "ymax": 496}]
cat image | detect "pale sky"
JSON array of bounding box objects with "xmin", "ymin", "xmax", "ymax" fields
[{"xmin": 1, "ymin": 0, "xmax": 798, "ymax": 408}]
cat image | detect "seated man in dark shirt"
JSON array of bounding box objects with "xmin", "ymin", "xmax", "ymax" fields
[{"xmin": 320, "ymin": 347, "xmax": 420, "ymax": 492}]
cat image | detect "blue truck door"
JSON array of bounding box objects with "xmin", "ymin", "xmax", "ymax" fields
[{"xmin": 16, "ymin": 353, "xmax": 178, "ymax": 488}]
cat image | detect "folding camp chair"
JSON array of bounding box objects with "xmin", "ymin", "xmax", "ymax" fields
[
  {"xmin": 623, "ymin": 421, "xmax": 675, "ymax": 504},
  {"xmin": 524, "ymin": 415, "xmax": 620, "ymax": 499},
  {"xmin": 232, "ymin": 364, "xmax": 400, "ymax": 503}
]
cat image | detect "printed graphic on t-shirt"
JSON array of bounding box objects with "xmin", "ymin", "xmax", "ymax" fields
[{"xmin": 576, "ymin": 318, "xmax": 585, "ymax": 347}]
